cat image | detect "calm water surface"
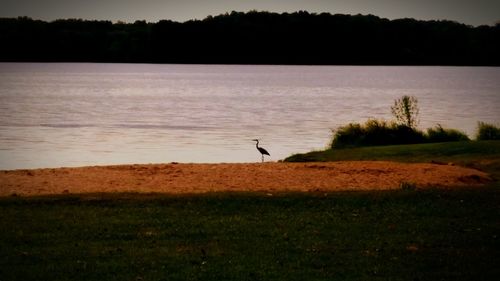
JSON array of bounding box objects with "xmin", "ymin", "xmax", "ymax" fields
[{"xmin": 0, "ymin": 63, "xmax": 499, "ymax": 169}]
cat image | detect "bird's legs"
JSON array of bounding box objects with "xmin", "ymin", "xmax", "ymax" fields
[{"xmin": 262, "ymin": 155, "xmax": 264, "ymax": 163}]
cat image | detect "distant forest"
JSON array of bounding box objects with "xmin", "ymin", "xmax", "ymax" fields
[{"xmin": 1, "ymin": 11, "xmax": 499, "ymax": 65}]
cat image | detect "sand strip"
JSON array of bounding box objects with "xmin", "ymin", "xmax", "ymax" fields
[{"xmin": 0, "ymin": 161, "xmax": 492, "ymax": 196}]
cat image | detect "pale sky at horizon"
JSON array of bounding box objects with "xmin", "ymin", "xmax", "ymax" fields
[{"xmin": 0, "ymin": 0, "xmax": 499, "ymax": 26}]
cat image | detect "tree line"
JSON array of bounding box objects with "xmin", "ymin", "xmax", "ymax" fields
[{"xmin": 1, "ymin": 11, "xmax": 499, "ymax": 65}]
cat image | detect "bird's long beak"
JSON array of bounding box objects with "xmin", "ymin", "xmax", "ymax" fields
[{"xmin": 252, "ymin": 139, "xmax": 258, "ymax": 141}]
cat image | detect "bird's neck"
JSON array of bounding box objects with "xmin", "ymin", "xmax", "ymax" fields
[{"xmin": 255, "ymin": 141, "xmax": 259, "ymax": 148}]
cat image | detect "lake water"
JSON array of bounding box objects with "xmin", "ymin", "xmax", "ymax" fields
[{"xmin": 0, "ymin": 63, "xmax": 499, "ymax": 169}]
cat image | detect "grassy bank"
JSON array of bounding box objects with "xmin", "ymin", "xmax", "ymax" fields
[
  {"xmin": 1, "ymin": 190, "xmax": 499, "ymax": 281},
  {"xmin": 285, "ymin": 140, "xmax": 500, "ymax": 181}
]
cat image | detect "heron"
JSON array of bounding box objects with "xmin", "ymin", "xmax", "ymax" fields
[{"xmin": 252, "ymin": 139, "xmax": 270, "ymax": 162}]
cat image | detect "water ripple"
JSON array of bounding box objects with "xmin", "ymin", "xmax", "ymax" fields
[{"xmin": 0, "ymin": 63, "xmax": 499, "ymax": 169}]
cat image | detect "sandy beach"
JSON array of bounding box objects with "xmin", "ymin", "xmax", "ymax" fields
[{"xmin": 0, "ymin": 161, "xmax": 491, "ymax": 196}]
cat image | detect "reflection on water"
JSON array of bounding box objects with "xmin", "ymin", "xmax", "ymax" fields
[{"xmin": 0, "ymin": 63, "xmax": 499, "ymax": 169}]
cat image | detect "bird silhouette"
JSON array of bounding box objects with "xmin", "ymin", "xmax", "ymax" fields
[{"xmin": 252, "ymin": 139, "xmax": 270, "ymax": 162}]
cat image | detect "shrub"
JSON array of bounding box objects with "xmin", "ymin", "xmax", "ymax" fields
[
  {"xmin": 426, "ymin": 124, "xmax": 470, "ymax": 142},
  {"xmin": 400, "ymin": 181, "xmax": 417, "ymax": 191},
  {"xmin": 476, "ymin": 122, "xmax": 500, "ymax": 140},
  {"xmin": 330, "ymin": 122, "xmax": 364, "ymax": 148},
  {"xmin": 331, "ymin": 119, "xmax": 426, "ymax": 148}
]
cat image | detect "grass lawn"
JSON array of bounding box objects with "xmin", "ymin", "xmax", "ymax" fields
[
  {"xmin": 1, "ymin": 140, "xmax": 499, "ymax": 281},
  {"xmin": 285, "ymin": 140, "xmax": 500, "ymax": 180},
  {"xmin": 1, "ymin": 190, "xmax": 499, "ymax": 281}
]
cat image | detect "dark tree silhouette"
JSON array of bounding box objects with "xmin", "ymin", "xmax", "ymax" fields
[{"xmin": 0, "ymin": 12, "xmax": 498, "ymax": 65}]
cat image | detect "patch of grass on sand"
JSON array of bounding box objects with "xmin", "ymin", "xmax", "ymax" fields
[
  {"xmin": 1, "ymin": 190, "xmax": 499, "ymax": 281},
  {"xmin": 285, "ymin": 140, "xmax": 500, "ymax": 181}
]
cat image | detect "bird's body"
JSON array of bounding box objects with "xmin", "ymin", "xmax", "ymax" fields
[{"xmin": 253, "ymin": 139, "xmax": 270, "ymax": 162}]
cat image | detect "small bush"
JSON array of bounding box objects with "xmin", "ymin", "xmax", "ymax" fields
[
  {"xmin": 426, "ymin": 124, "xmax": 470, "ymax": 142},
  {"xmin": 476, "ymin": 122, "xmax": 500, "ymax": 140},
  {"xmin": 331, "ymin": 119, "xmax": 426, "ymax": 148},
  {"xmin": 400, "ymin": 181, "xmax": 417, "ymax": 191}
]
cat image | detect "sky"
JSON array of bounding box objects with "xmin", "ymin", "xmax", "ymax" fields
[{"xmin": 0, "ymin": 0, "xmax": 499, "ymax": 26}]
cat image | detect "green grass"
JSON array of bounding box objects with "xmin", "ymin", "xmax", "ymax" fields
[
  {"xmin": 285, "ymin": 140, "xmax": 500, "ymax": 181},
  {"xmin": 1, "ymin": 190, "xmax": 499, "ymax": 281},
  {"xmin": 286, "ymin": 141, "xmax": 500, "ymax": 163}
]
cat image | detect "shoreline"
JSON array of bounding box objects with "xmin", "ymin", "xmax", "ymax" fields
[{"xmin": 0, "ymin": 161, "xmax": 491, "ymax": 197}]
